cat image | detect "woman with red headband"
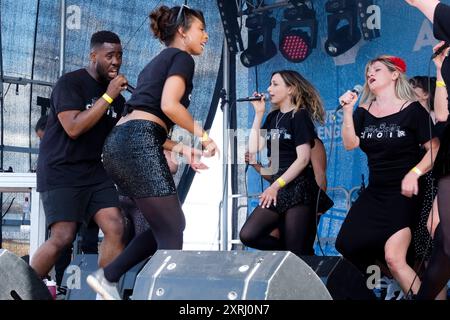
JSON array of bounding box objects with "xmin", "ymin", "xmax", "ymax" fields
[
  {"xmin": 335, "ymin": 55, "xmax": 439, "ymax": 298},
  {"xmin": 405, "ymin": 0, "xmax": 450, "ymax": 300}
]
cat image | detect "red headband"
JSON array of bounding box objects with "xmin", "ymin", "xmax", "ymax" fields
[{"xmin": 387, "ymin": 56, "xmax": 407, "ymax": 73}]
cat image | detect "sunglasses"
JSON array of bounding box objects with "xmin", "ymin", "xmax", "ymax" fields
[{"xmin": 176, "ymin": 4, "xmax": 190, "ymax": 26}]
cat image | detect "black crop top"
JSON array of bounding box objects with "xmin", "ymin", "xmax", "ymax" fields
[{"xmin": 125, "ymin": 47, "xmax": 195, "ymax": 130}]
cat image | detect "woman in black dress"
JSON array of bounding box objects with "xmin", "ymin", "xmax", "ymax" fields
[
  {"xmin": 239, "ymin": 70, "xmax": 332, "ymax": 257},
  {"xmin": 335, "ymin": 55, "xmax": 439, "ymax": 297},
  {"xmin": 405, "ymin": 0, "xmax": 450, "ymax": 299}
]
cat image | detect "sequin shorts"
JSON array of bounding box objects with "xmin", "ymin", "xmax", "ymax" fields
[
  {"xmin": 269, "ymin": 166, "xmax": 334, "ymax": 215},
  {"xmin": 103, "ymin": 120, "xmax": 176, "ymax": 198}
]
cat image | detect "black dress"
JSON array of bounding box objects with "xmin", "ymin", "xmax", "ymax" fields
[
  {"xmin": 414, "ymin": 122, "xmax": 446, "ymax": 260},
  {"xmin": 336, "ymin": 102, "xmax": 433, "ymax": 271}
]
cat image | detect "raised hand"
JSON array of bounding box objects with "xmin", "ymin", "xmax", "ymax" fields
[
  {"xmin": 339, "ymin": 90, "xmax": 359, "ymax": 112},
  {"xmin": 106, "ymin": 74, "xmax": 128, "ymax": 99},
  {"xmin": 433, "ymin": 41, "xmax": 450, "ymax": 70},
  {"xmin": 250, "ymin": 92, "xmax": 266, "ymax": 115}
]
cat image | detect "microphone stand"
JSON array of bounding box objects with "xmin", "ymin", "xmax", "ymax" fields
[{"xmin": 220, "ymin": 39, "xmax": 231, "ymax": 251}]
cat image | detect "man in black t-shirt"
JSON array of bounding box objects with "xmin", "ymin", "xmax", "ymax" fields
[{"xmin": 31, "ymin": 31, "xmax": 128, "ymax": 281}]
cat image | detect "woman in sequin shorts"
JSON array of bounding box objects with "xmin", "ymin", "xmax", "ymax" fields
[
  {"xmin": 87, "ymin": 5, "xmax": 218, "ymax": 300},
  {"xmin": 239, "ymin": 70, "xmax": 332, "ymax": 257}
]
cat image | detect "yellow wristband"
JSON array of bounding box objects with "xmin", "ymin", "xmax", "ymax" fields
[
  {"xmin": 276, "ymin": 177, "xmax": 286, "ymax": 188},
  {"xmin": 200, "ymin": 132, "xmax": 209, "ymax": 142},
  {"xmin": 411, "ymin": 167, "xmax": 423, "ymax": 176},
  {"xmin": 436, "ymin": 80, "xmax": 446, "ymax": 88},
  {"xmin": 102, "ymin": 93, "xmax": 114, "ymax": 104}
]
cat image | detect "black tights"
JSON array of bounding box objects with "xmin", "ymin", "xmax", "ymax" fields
[
  {"xmin": 417, "ymin": 175, "xmax": 450, "ymax": 299},
  {"xmin": 239, "ymin": 205, "xmax": 316, "ymax": 257},
  {"xmin": 104, "ymin": 194, "xmax": 185, "ymax": 282}
]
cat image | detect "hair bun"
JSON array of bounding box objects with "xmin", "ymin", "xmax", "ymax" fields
[{"xmin": 149, "ymin": 5, "xmax": 173, "ymax": 42}]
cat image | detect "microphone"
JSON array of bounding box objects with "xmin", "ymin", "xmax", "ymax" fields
[
  {"xmin": 126, "ymin": 84, "xmax": 135, "ymax": 94},
  {"xmin": 431, "ymin": 42, "xmax": 450, "ymax": 59},
  {"xmin": 236, "ymin": 93, "xmax": 269, "ymax": 102},
  {"xmin": 335, "ymin": 85, "xmax": 363, "ymax": 111}
]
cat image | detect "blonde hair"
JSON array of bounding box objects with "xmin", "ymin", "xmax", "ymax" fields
[
  {"xmin": 360, "ymin": 55, "xmax": 417, "ymax": 105},
  {"xmin": 271, "ymin": 70, "xmax": 325, "ymax": 124}
]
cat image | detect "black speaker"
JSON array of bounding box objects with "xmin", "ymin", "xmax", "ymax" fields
[
  {"xmin": 62, "ymin": 254, "xmax": 148, "ymax": 300},
  {"xmin": 0, "ymin": 249, "xmax": 53, "ymax": 300},
  {"xmin": 302, "ymin": 256, "xmax": 377, "ymax": 300},
  {"xmin": 132, "ymin": 250, "xmax": 332, "ymax": 300},
  {"xmin": 118, "ymin": 259, "xmax": 148, "ymax": 300}
]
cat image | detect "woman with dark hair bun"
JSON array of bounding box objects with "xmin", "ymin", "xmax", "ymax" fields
[{"xmin": 87, "ymin": 5, "xmax": 218, "ymax": 300}]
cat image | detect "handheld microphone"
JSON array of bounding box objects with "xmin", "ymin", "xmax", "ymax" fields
[
  {"xmin": 335, "ymin": 85, "xmax": 363, "ymax": 111},
  {"xmin": 236, "ymin": 93, "xmax": 269, "ymax": 102},
  {"xmin": 431, "ymin": 42, "xmax": 450, "ymax": 60},
  {"xmin": 126, "ymin": 84, "xmax": 135, "ymax": 94}
]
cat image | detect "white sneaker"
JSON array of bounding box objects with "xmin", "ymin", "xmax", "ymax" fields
[{"xmin": 86, "ymin": 269, "xmax": 121, "ymax": 300}]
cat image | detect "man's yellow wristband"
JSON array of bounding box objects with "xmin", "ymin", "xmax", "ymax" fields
[{"xmin": 102, "ymin": 93, "xmax": 114, "ymax": 104}]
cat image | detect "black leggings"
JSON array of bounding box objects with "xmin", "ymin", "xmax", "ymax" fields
[
  {"xmin": 103, "ymin": 194, "xmax": 185, "ymax": 282},
  {"xmin": 417, "ymin": 175, "xmax": 450, "ymax": 299},
  {"xmin": 239, "ymin": 205, "xmax": 316, "ymax": 257}
]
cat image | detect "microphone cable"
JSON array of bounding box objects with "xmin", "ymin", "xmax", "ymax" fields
[{"xmin": 122, "ymin": 0, "xmax": 162, "ymax": 50}]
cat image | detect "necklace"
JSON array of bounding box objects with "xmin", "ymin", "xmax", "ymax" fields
[{"xmin": 275, "ymin": 110, "xmax": 289, "ymax": 128}]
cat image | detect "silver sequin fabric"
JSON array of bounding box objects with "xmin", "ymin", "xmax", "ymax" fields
[
  {"xmin": 103, "ymin": 120, "xmax": 176, "ymax": 198},
  {"xmin": 269, "ymin": 166, "xmax": 334, "ymax": 214}
]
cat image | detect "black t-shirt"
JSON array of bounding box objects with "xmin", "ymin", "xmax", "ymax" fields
[
  {"xmin": 262, "ymin": 108, "xmax": 317, "ymax": 170},
  {"xmin": 353, "ymin": 102, "xmax": 433, "ymax": 187},
  {"xmin": 125, "ymin": 47, "xmax": 195, "ymax": 130},
  {"xmin": 37, "ymin": 69, "xmax": 125, "ymax": 191}
]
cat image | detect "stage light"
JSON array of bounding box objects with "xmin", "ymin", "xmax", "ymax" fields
[
  {"xmin": 279, "ymin": 1, "xmax": 318, "ymax": 63},
  {"xmin": 240, "ymin": 12, "xmax": 277, "ymax": 68},
  {"xmin": 280, "ymin": 30, "xmax": 312, "ymax": 62},
  {"xmin": 324, "ymin": 0, "xmax": 361, "ymax": 57}
]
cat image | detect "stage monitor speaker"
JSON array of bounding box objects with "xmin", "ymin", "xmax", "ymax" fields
[
  {"xmin": 0, "ymin": 249, "xmax": 53, "ymax": 300},
  {"xmin": 132, "ymin": 250, "xmax": 332, "ymax": 300},
  {"xmin": 118, "ymin": 259, "xmax": 149, "ymax": 300},
  {"xmin": 302, "ymin": 256, "xmax": 377, "ymax": 300},
  {"xmin": 62, "ymin": 254, "xmax": 148, "ymax": 300}
]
